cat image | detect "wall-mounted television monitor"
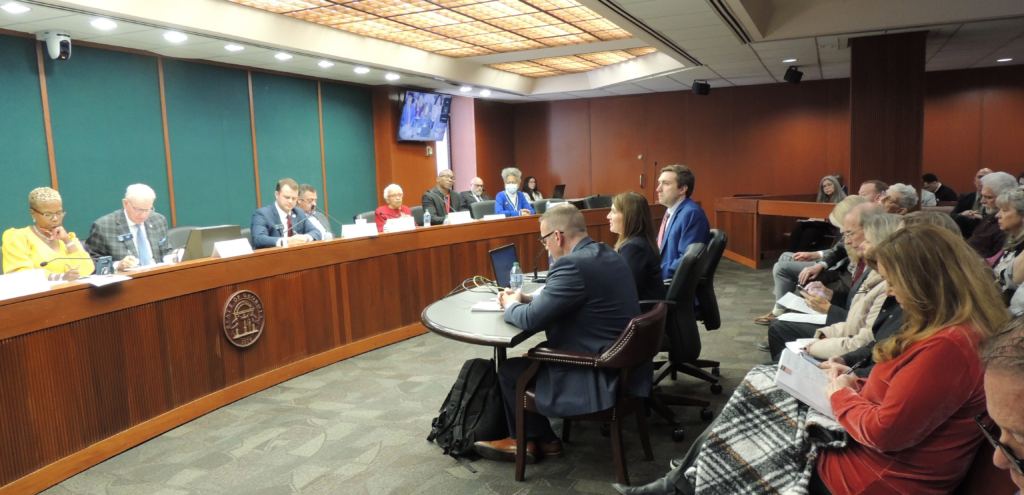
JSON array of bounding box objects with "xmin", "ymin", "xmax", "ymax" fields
[{"xmin": 398, "ymin": 91, "xmax": 453, "ymax": 141}]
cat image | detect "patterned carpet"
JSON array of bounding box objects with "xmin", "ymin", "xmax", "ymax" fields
[{"xmin": 43, "ymin": 259, "xmax": 775, "ymax": 495}]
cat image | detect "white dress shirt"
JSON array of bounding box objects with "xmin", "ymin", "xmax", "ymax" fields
[{"xmin": 275, "ymin": 204, "xmax": 313, "ymax": 247}]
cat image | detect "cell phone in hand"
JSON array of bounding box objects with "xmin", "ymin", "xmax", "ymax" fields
[{"xmin": 801, "ymin": 353, "xmax": 821, "ymax": 365}]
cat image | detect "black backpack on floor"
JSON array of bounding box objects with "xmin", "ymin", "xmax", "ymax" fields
[{"xmin": 427, "ymin": 358, "xmax": 508, "ymax": 458}]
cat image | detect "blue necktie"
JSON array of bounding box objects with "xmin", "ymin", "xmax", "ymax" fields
[{"xmin": 137, "ymin": 223, "xmax": 153, "ymax": 266}]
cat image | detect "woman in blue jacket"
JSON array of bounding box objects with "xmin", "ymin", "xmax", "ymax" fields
[{"xmin": 495, "ymin": 167, "xmax": 536, "ymax": 217}]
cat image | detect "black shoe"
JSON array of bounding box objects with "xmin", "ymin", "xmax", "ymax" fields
[
  {"xmin": 669, "ymin": 458, "xmax": 684, "ymax": 470},
  {"xmin": 611, "ymin": 477, "xmax": 678, "ymax": 495}
]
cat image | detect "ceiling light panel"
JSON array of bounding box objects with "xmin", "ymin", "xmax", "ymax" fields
[
  {"xmin": 225, "ymin": 0, "xmax": 632, "ymax": 59},
  {"xmin": 487, "ymin": 47, "xmax": 658, "ymax": 77}
]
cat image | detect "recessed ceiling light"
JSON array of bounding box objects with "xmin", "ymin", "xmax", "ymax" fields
[
  {"xmin": 163, "ymin": 32, "xmax": 188, "ymax": 43},
  {"xmin": 274, "ymin": 53, "xmax": 292, "ymax": 61},
  {"xmin": 997, "ymin": 58, "xmax": 1013, "ymax": 63},
  {"xmin": 460, "ymin": 86, "xmax": 472, "ymax": 92},
  {"xmin": 318, "ymin": 60, "xmax": 334, "ymax": 68},
  {"xmin": 354, "ymin": 66, "xmax": 370, "ymax": 74},
  {"xmin": 782, "ymin": 58, "xmax": 797, "ymax": 63},
  {"xmin": 1, "ymin": 3, "xmax": 31, "ymax": 14},
  {"xmin": 90, "ymin": 19, "xmax": 117, "ymax": 30},
  {"xmin": 224, "ymin": 44, "xmax": 244, "ymax": 52},
  {"xmin": 385, "ymin": 73, "xmax": 400, "ymax": 81},
  {"xmin": 480, "ymin": 90, "xmax": 491, "ymax": 97}
]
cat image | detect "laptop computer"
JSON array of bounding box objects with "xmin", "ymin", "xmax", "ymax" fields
[
  {"xmin": 488, "ymin": 244, "xmax": 544, "ymax": 294},
  {"xmin": 551, "ymin": 184, "xmax": 566, "ymax": 199}
]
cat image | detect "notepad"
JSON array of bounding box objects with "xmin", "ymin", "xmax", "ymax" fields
[
  {"xmin": 470, "ymin": 300, "xmax": 503, "ymax": 312},
  {"xmin": 786, "ymin": 338, "xmax": 817, "ymax": 354},
  {"xmin": 776, "ymin": 349, "xmax": 835, "ymax": 420}
]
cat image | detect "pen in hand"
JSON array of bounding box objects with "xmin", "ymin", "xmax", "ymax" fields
[{"xmin": 842, "ymin": 359, "xmax": 867, "ymax": 375}]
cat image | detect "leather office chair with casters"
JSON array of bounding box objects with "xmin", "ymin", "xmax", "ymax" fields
[
  {"xmin": 410, "ymin": 206, "xmax": 424, "ymax": 226},
  {"xmin": 531, "ymin": 198, "xmax": 566, "ymax": 214},
  {"xmin": 686, "ymin": 229, "xmax": 728, "ymax": 381},
  {"xmin": 166, "ymin": 226, "xmax": 197, "ymax": 250},
  {"xmin": 353, "ymin": 211, "xmax": 375, "ymax": 222},
  {"xmin": 513, "ymin": 303, "xmax": 668, "ymax": 485},
  {"xmin": 469, "ymin": 200, "xmax": 495, "ymax": 220},
  {"xmin": 583, "ymin": 194, "xmax": 613, "ymax": 209}
]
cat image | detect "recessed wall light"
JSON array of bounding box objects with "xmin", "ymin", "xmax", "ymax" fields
[
  {"xmin": 460, "ymin": 86, "xmax": 472, "ymax": 92},
  {"xmin": 480, "ymin": 90, "xmax": 491, "ymax": 97},
  {"xmin": 354, "ymin": 66, "xmax": 370, "ymax": 74},
  {"xmin": 385, "ymin": 73, "xmax": 400, "ymax": 81},
  {"xmin": 782, "ymin": 58, "xmax": 797, "ymax": 63},
  {"xmin": 89, "ymin": 19, "xmax": 117, "ymax": 30},
  {"xmin": 225, "ymin": 44, "xmax": 245, "ymax": 52},
  {"xmin": 318, "ymin": 61, "xmax": 334, "ymax": 68},
  {"xmin": 163, "ymin": 32, "xmax": 188, "ymax": 43},
  {"xmin": 997, "ymin": 58, "xmax": 1013, "ymax": 63},
  {"xmin": 274, "ymin": 53, "xmax": 292, "ymax": 61},
  {"xmin": 1, "ymin": 3, "xmax": 31, "ymax": 14}
]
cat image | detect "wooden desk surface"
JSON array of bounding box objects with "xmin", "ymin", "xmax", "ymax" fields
[{"xmin": 0, "ymin": 206, "xmax": 640, "ymax": 494}]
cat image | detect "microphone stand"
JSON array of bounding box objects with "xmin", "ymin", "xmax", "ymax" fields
[{"xmin": 533, "ymin": 249, "xmax": 546, "ymax": 283}]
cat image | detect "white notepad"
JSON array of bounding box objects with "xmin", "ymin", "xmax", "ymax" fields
[{"xmin": 776, "ymin": 349, "xmax": 835, "ymax": 420}]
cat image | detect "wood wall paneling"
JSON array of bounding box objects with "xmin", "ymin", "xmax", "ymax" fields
[
  {"xmin": 979, "ymin": 77, "xmax": 1024, "ymax": 176},
  {"xmin": 643, "ymin": 92, "xmax": 688, "ymax": 204},
  {"xmin": 157, "ymin": 58, "xmax": 178, "ymax": 227},
  {"xmin": 512, "ymin": 102, "xmax": 553, "ymax": 196},
  {"xmin": 589, "ymin": 96, "xmax": 647, "ymax": 196},
  {"xmin": 473, "ymin": 99, "xmax": 516, "ymax": 190}
]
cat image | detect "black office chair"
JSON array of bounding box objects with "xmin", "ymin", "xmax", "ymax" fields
[
  {"xmin": 469, "ymin": 200, "xmax": 495, "ymax": 220},
  {"xmin": 167, "ymin": 226, "xmax": 196, "ymax": 250},
  {"xmin": 410, "ymin": 206, "xmax": 424, "ymax": 226},
  {"xmin": 583, "ymin": 194, "xmax": 613, "ymax": 209},
  {"xmin": 532, "ymin": 198, "xmax": 566, "ymax": 214},
  {"xmin": 354, "ymin": 211, "xmax": 375, "ymax": 222},
  {"xmin": 684, "ymin": 230, "xmax": 729, "ymax": 379}
]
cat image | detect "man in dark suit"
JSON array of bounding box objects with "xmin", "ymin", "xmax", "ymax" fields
[
  {"xmin": 952, "ymin": 168, "xmax": 992, "ymax": 238},
  {"xmin": 459, "ymin": 176, "xmax": 491, "ymax": 209},
  {"xmin": 922, "ymin": 173, "xmax": 958, "ymax": 202},
  {"xmin": 421, "ymin": 169, "xmax": 464, "ymax": 225},
  {"xmin": 656, "ymin": 165, "xmax": 710, "ymax": 279},
  {"xmin": 474, "ymin": 205, "xmax": 643, "ymax": 462},
  {"xmin": 251, "ymin": 178, "xmax": 322, "ymax": 249},
  {"xmin": 297, "ymin": 183, "xmax": 332, "ymax": 239},
  {"xmin": 84, "ymin": 183, "xmax": 175, "ymax": 270}
]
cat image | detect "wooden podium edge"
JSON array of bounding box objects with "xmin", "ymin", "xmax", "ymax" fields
[{"xmin": 1, "ymin": 324, "xmax": 428, "ymax": 495}]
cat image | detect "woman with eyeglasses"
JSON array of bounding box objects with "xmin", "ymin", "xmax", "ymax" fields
[{"xmin": 2, "ymin": 187, "xmax": 94, "ymax": 281}]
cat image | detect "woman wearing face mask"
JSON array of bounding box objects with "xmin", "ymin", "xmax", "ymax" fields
[
  {"xmin": 495, "ymin": 167, "xmax": 536, "ymax": 217},
  {"xmin": 2, "ymin": 187, "xmax": 95, "ymax": 281}
]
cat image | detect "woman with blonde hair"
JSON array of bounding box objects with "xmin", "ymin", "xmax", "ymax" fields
[
  {"xmin": 607, "ymin": 192, "xmax": 664, "ymax": 301},
  {"xmin": 2, "ymin": 187, "xmax": 94, "ymax": 281}
]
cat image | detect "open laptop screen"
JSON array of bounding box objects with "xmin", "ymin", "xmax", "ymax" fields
[
  {"xmin": 489, "ymin": 243, "xmax": 519, "ymax": 288},
  {"xmin": 551, "ymin": 184, "xmax": 566, "ymax": 199}
]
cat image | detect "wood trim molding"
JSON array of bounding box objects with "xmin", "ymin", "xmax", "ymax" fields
[
  {"xmin": 315, "ymin": 79, "xmax": 327, "ymax": 215},
  {"xmin": 248, "ymin": 71, "xmax": 261, "ymax": 207},
  {"xmin": 0, "ymin": 324, "xmax": 427, "ymax": 495},
  {"xmin": 157, "ymin": 57, "xmax": 178, "ymax": 227},
  {"xmin": 35, "ymin": 41, "xmax": 58, "ymax": 190}
]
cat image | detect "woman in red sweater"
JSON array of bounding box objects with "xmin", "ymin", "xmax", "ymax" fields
[{"xmin": 818, "ymin": 224, "xmax": 1010, "ymax": 495}]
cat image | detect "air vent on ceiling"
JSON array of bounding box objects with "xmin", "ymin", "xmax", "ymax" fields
[
  {"xmin": 707, "ymin": 0, "xmax": 753, "ymax": 44},
  {"xmin": 594, "ymin": 0, "xmax": 701, "ymax": 66}
]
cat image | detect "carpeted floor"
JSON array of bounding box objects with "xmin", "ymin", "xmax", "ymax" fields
[{"xmin": 43, "ymin": 259, "xmax": 775, "ymax": 495}]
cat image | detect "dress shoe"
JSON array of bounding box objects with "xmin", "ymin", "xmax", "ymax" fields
[
  {"xmin": 668, "ymin": 458, "xmax": 684, "ymax": 470},
  {"xmin": 538, "ymin": 438, "xmax": 563, "ymax": 457},
  {"xmin": 611, "ymin": 477, "xmax": 678, "ymax": 495},
  {"xmin": 473, "ymin": 438, "xmax": 536, "ymax": 464}
]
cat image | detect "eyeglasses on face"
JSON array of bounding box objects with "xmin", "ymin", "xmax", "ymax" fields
[
  {"xmin": 127, "ymin": 202, "xmax": 155, "ymax": 215},
  {"xmin": 539, "ymin": 230, "xmax": 564, "ymax": 246},
  {"xmin": 32, "ymin": 208, "xmax": 67, "ymax": 220},
  {"xmin": 975, "ymin": 414, "xmax": 1024, "ymax": 476}
]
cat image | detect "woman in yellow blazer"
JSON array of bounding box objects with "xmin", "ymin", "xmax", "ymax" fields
[{"xmin": 2, "ymin": 187, "xmax": 94, "ymax": 282}]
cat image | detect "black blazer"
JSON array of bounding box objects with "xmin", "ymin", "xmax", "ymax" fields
[
  {"xmin": 952, "ymin": 191, "xmax": 978, "ymax": 216},
  {"xmin": 617, "ymin": 236, "xmax": 665, "ymax": 302},
  {"xmin": 458, "ymin": 190, "xmax": 492, "ymax": 210},
  {"xmin": 839, "ymin": 296, "xmax": 903, "ymax": 378},
  {"xmin": 934, "ymin": 184, "xmax": 958, "ymax": 202},
  {"xmin": 421, "ymin": 186, "xmax": 464, "ymax": 225}
]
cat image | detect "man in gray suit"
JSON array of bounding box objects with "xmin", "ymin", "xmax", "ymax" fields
[
  {"xmin": 297, "ymin": 184, "xmax": 332, "ymax": 239},
  {"xmin": 84, "ymin": 183, "xmax": 176, "ymax": 271},
  {"xmin": 459, "ymin": 177, "xmax": 491, "ymax": 209},
  {"xmin": 474, "ymin": 205, "xmax": 644, "ymax": 463}
]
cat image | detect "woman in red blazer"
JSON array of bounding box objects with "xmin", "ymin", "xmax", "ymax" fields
[{"xmin": 818, "ymin": 224, "xmax": 1010, "ymax": 495}]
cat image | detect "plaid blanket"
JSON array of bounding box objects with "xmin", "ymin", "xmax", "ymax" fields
[{"xmin": 684, "ymin": 365, "xmax": 849, "ymax": 495}]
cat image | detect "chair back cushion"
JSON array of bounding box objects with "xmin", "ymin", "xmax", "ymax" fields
[
  {"xmin": 595, "ymin": 303, "xmax": 667, "ymax": 369},
  {"xmin": 410, "ymin": 206, "xmax": 424, "ymax": 226},
  {"xmin": 583, "ymin": 194, "xmax": 613, "ymax": 209},
  {"xmin": 664, "ymin": 243, "xmax": 705, "ymax": 363},
  {"xmin": 532, "ymin": 198, "xmax": 566, "ymax": 214},
  {"xmin": 167, "ymin": 226, "xmax": 196, "ymax": 250},
  {"xmin": 696, "ymin": 230, "xmax": 728, "ymax": 330},
  {"xmin": 354, "ymin": 211, "xmax": 375, "ymax": 222},
  {"xmin": 470, "ymin": 200, "xmax": 496, "ymax": 219}
]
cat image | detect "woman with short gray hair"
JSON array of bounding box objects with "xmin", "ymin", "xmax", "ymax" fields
[
  {"xmin": 992, "ymin": 189, "xmax": 1024, "ymax": 298},
  {"xmin": 495, "ymin": 167, "xmax": 535, "ymax": 217},
  {"xmin": 374, "ymin": 183, "xmax": 411, "ymax": 233}
]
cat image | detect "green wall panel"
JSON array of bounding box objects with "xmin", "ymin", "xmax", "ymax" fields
[
  {"xmin": 321, "ymin": 82, "xmax": 377, "ymax": 225},
  {"xmin": 0, "ymin": 35, "xmax": 51, "ymax": 236},
  {"xmin": 251, "ymin": 72, "xmax": 322, "ymax": 206},
  {"xmin": 162, "ymin": 60, "xmax": 256, "ymax": 229},
  {"xmin": 44, "ymin": 45, "xmax": 169, "ymax": 237}
]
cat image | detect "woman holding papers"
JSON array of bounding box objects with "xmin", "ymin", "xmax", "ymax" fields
[{"xmin": 2, "ymin": 187, "xmax": 94, "ymax": 281}]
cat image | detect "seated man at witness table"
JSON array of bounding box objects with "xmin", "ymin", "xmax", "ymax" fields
[
  {"xmin": 84, "ymin": 183, "xmax": 178, "ymax": 270},
  {"xmin": 877, "ymin": 183, "xmax": 918, "ymax": 215},
  {"xmin": 474, "ymin": 205, "xmax": 644, "ymax": 463},
  {"xmin": 979, "ymin": 316, "xmax": 1024, "ymax": 495},
  {"xmin": 460, "ymin": 176, "xmax": 491, "ymax": 209},
  {"xmin": 857, "ymin": 180, "xmax": 887, "ymax": 204},
  {"xmin": 297, "ymin": 183, "xmax": 332, "ymax": 239},
  {"xmin": 422, "ymin": 169, "xmax": 464, "ymax": 225},
  {"xmin": 251, "ymin": 178, "xmax": 322, "ymax": 249},
  {"xmin": 656, "ymin": 164, "xmax": 710, "ymax": 279},
  {"xmin": 375, "ymin": 183, "xmax": 412, "ymax": 233},
  {"xmin": 967, "ymin": 171, "xmax": 1017, "ymax": 261},
  {"xmin": 953, "ymin": 168, "xmax": 993, "ymax": 238},
  {"xmin": 2, "ymin": 187, "xmax": 94, "ymax": 281}
]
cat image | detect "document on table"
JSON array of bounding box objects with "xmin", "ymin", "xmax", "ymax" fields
[
  {"xmin": 471, "ymin": 299, "xmax": 504, "ymax": 312},
  {"xmin": 776, "ymin": 349, "xmax": 835, "ymax": 420},
  {"xmin": 80, "ymin": 274, "xmax": 132, "ymax": 287}
]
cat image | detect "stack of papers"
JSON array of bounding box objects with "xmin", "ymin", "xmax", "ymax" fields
[
  {"xmin": 776, "ymin": 293, "xmax": 827, "ymax": 324},
  {"xmin": 470, "ymin": 300, "xmax": 503, "ymax": 312},
  {"xmin": 776, "ymin": 349, "xmax": 835, "ymax": 419},
  {"xmin": 785, "ymin": 338, "xmax": 817, "ymax": 354}
]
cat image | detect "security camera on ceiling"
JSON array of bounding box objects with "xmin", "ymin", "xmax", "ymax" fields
[{"xmin": 36, "ymin": 31, "xmax": 72, "ymax": 61}]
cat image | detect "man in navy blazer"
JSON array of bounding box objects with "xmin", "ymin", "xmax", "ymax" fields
[
  {"xmin": 474, "ymin": 205, "xmax": 644, "ymax": 463},
  {"xmin": 656, "ymin": 164, "xmax": 710, "ymax": 279},
  {"xmin": 251, "ymin": 178, "xmax": 322, "ymax": 249}
]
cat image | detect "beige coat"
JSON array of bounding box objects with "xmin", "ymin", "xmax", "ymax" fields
[{"xmin": 806, "ymin": 270, "xmax": 888, "ymax": 359}]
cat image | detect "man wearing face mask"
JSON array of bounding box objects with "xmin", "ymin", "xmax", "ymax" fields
[
  {"xmin": 495, "ymin": 167, "xmax": 536, "ymax": 217},
  {"xmin": 422, "ymin": 170, "xmax": 465, "ymax": 225}
]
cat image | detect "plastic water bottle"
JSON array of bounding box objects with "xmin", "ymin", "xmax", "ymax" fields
[
  {"xmin": 510, "ymin": 262, "xmax": 523, "ymax": 291},
  {"xmin": 422, "ymin": 210, "xmax": 431, "ymax": 227}
]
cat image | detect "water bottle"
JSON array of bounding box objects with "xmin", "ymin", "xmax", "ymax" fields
[
  {"xmin": 510, "ymin": 262, "xmax": 523, "ymax": 291},
  {"xmin": 422, "ymin": 210, "xmax": 431, "ymax": 227}
]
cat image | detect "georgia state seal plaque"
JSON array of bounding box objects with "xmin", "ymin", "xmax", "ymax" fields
[{"xmin": 223, "ymin": 290, "xmax": 265, "ymax": 347}]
